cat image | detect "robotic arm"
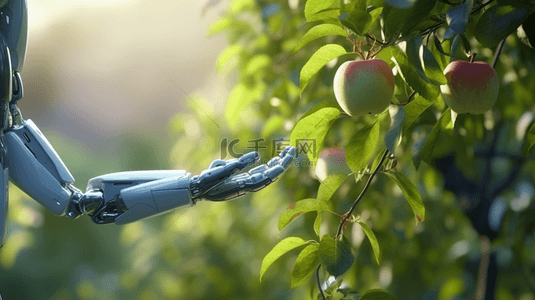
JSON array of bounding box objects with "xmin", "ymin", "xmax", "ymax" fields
[
  {"xmin": 5, "ymin": 122, "xmax": 295, "ymax": 225},
  {"xmin": 0, "ymin": 0, "xmax": 296, "ymax": 247}
]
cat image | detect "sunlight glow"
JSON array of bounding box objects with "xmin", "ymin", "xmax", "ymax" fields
[{"xmin": 28, "ymin": 0, "xmax": 141, "ymax": 34}]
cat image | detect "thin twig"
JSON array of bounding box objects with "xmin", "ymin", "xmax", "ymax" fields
[
  {"xmin": 492, "ymin": 39, "xmax": 505, "ymax": 69},
  {"xmin": 398, "ymin": 90, "xmax": 417, "ymax": 107},
  {"xmin": 336, "ymin": 150, "xmax": 389, "ymax": 237},
  {"xmin": 317, "ymin": 265, "xmax": 326, "ymax": 300},
  {"xmin": 365, "ymin": 33, "xmax": 387, "ymax": 45},
  {"xmin": 475, "ymin": 236, "xmax": 491, "ymax": 300}
]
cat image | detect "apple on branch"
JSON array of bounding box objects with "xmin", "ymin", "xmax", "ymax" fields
[
  {"xmin": 333, "ymin": 59, "xmax": 395, "ymax": 117},
  {"xmin": 440, "ymin": 57, "xmax": 499, "ymax": 114}
]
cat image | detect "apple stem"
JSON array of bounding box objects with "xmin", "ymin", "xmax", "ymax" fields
[{"xmin": 470, "ymin": 53, "xmax": 477, "ymax": 63}]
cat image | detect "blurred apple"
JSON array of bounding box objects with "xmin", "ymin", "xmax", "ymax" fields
[
  {"xmin": 315, "ymin": 148, "xmax": 352, "ymax": 181},
  {"xmin": 333, "ymin": 59, "xmax": 395, "ymax": 117}
]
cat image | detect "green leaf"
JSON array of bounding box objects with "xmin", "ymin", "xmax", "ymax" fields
[
  {"xmin": 208, "ymin": 17, "xmax": 251, "ymax": 36},
  {"xmin": 360, "ymin": 289, "xmax": 398, "ymax": 300},
  {"xmin": 357, "ymin": 221, "xmax": 381, "ymax": 265},
  {"xmin": 459, "ymin": 34, "xmax": 471, "ymax": 56},
  {"xmin": 443, "ymin": 0, "xmax": 473, "ymax": 38},
  {"xmin": 521, "ymin": 11, "xmax": 535, "ymax": 47},
  {"xmin": 322, "ymin": 277, "xmax": 344, "ymax": 298},
  {"xmin": 314, "ymin": 212, "xmax": 323, "ymax": 236},
  {"xmin": 421, "ymin": 108, "xmax": 453, "ymax": 164},
  {"xmin": 260, "ymin": 237, "xmax": 306, "ymax": 281},
  {"xmin": 382, "ymin": 6, "xmax": 408, "ymax": 39},
  {"xmin": 522, "ymin": 122, "xmax": 535, "ymax": 155},
  {"xmin": 385, "ymin": 106, "xmax": 406, "ymax": 154},
  {"xmin": 390, "ymin": 46, "xmax": 440, "ymax": 101},
  {"xmin": 225, "ymin": 82, "xmax": 266, "ymax": 130},
  {"xmin": 216, "ymin": 44, "xmax": 242, "ymax": 73},
  {"xmin": 406, "ymin": 35, "xmax": 430, "ymax": 83},
  {"xmin": 421, "ymin": 45, "xmax": 447, "ymax": 85},
  {"xmin": 402, "ymin": 0, "xmax": 436, "ymax": 36},
  {"xmin": 383, "ymin": 0, "xmax": 436, "ymax": 37},
  {"xmin": 291, "ymin": 24, "xmax": 347, "ymax": 55},
  {"xmin": 279, "ymin": 199, "xmax": 330, "ymax": 231},
  {"xmin": 317, "ymin": 174, "xmax": 349, "ymax": 202},
  {"xmin": 245, "ymin": 54, "xmax": 272, "ymax": 77},
  {"xmin": 412, "ymin": 134, "xmax": 427, "ymax": 170},
  {"xmin": 350, "ymin": 0, "xmax": 367, "ymax": 11},
  {"xmin": 431, "ymin": 33, "xmax": 450, "ymax": 68},
  {"xmin": 449, "ymin": 33, "xmax": 466, "ymax": 63},
  {"xmin": 209, "ymin": 17, "xmax": 232, "ymax": 35},
  {"xmin": 346, "ymin": 122, "xmax": 380, "ymax": 173},
  {"xmin": 300, "ymin": 44, "xmax": 348, "ymax": 92},
  {"xmin": 385, "ymin": 0, "xmax": 416, "ymax": 9},
  {"xmin": 367, "ymin": 7, "xmax": 384, "ymax": 33},
  {"xmin": 402, "ymin": 95, "xmax": 434, "ymax": 131},
  {"xmin": 341, "ymin": 10, "xmax": 373, "ymax": 36},
  {"xmin": 384, "ymin": 171, "xmax": 425, "ymax": 222},
  {"xmin": 291, "ymin": 244, "xmax": 320, "ymax": 288},
  {"xmin": 370, "ymin": 149, "xmax": 388, "ymax": 172},
  {"xmin": 475, "ymin": 5, "xmax": 531, "ymax": 48},
  {"xmin": 451, "ymin": 109, "xmax": 458, "ymax": 127},
  {"xmin": 229, "ymin": 0, "xmax": 254, "ymax": 12},
  {"xmin": 341, "ymin": 290, "xmax": 362, "ymax": 300},
  {"xmin": 319, "ymin": 235, "xmax": 355, "ymax": 276},
  {"xmin": 290, "ymin": 101, "xmax": 341, "ymax": 163},
  {"xmin": 497, "ymin": 0, "xmax": 535, "ymax": 9},
  {"xmin": 305, "ymin": 0, "xmax": 339, "ymax": 22}
]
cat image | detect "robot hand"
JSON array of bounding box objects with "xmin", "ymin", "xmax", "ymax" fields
[
  {"xmin": 82, "ymin": 147, "xmax": 296, "ymax": 225},
  {"xmin": 192, "ymin": 147, "xmax": 296, "ymax": 201},
  {"xmin": 193, "ymin": 146, "xmax": 296, "ymax": 201}
]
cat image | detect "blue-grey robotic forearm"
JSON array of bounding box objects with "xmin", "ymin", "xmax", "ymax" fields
[{"xmin": 0, "ymin": 0, "xmax": 295, "ymax": 247}]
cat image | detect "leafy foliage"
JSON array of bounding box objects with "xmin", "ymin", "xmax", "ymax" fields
[{"xmin": 202, "ymin": 0, "xmax": 535, "ymax": 298}]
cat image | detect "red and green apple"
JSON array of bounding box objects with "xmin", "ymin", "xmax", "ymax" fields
[{"xmin": 333, "ymin": 59, "xmax": 395, "ymax": 117}]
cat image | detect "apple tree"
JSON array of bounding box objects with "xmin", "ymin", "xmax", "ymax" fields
[{"xmin": 200, "ymin": 0, "xmax": 535, "ymax": 299}]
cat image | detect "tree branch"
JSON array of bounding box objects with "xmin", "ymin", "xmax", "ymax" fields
[
  {"xmin": 476, "ymin": 236, "xmax": 491, "ymax": 300},
  {"xmin": 336, "ymin": 150, "xmax": 389, "ymax": 238},
  {"xmin": 317, "ymin": 264, "xmax": 326, "ymax": 300}
]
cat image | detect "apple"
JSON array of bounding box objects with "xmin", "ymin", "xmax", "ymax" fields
[
  {"xmin": 333, "ymin": 59, "xmax": 395, "ymax": 117},
  {"xmin": 315, "ymin": 148, "xmax": 352, "ymax": 181},
  {"xmin": 440, "ymin": 60, "xmax": 499, "ymax": 114}
]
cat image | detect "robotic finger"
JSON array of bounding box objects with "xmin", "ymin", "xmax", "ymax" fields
[
  {"xmin": 208, "ymin": 151, "xmax": 259, "ymax": 170},
  {"xmin": 190, "ymin": 151, "xmax": 260, "ymax": 198},
  {"xmin": 267, "ymin": 146, "xmax": 295, "ymax": 168},
  {"xmin": 201, "ymin": 147, "xmax": 296, "ymax": 201}
]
